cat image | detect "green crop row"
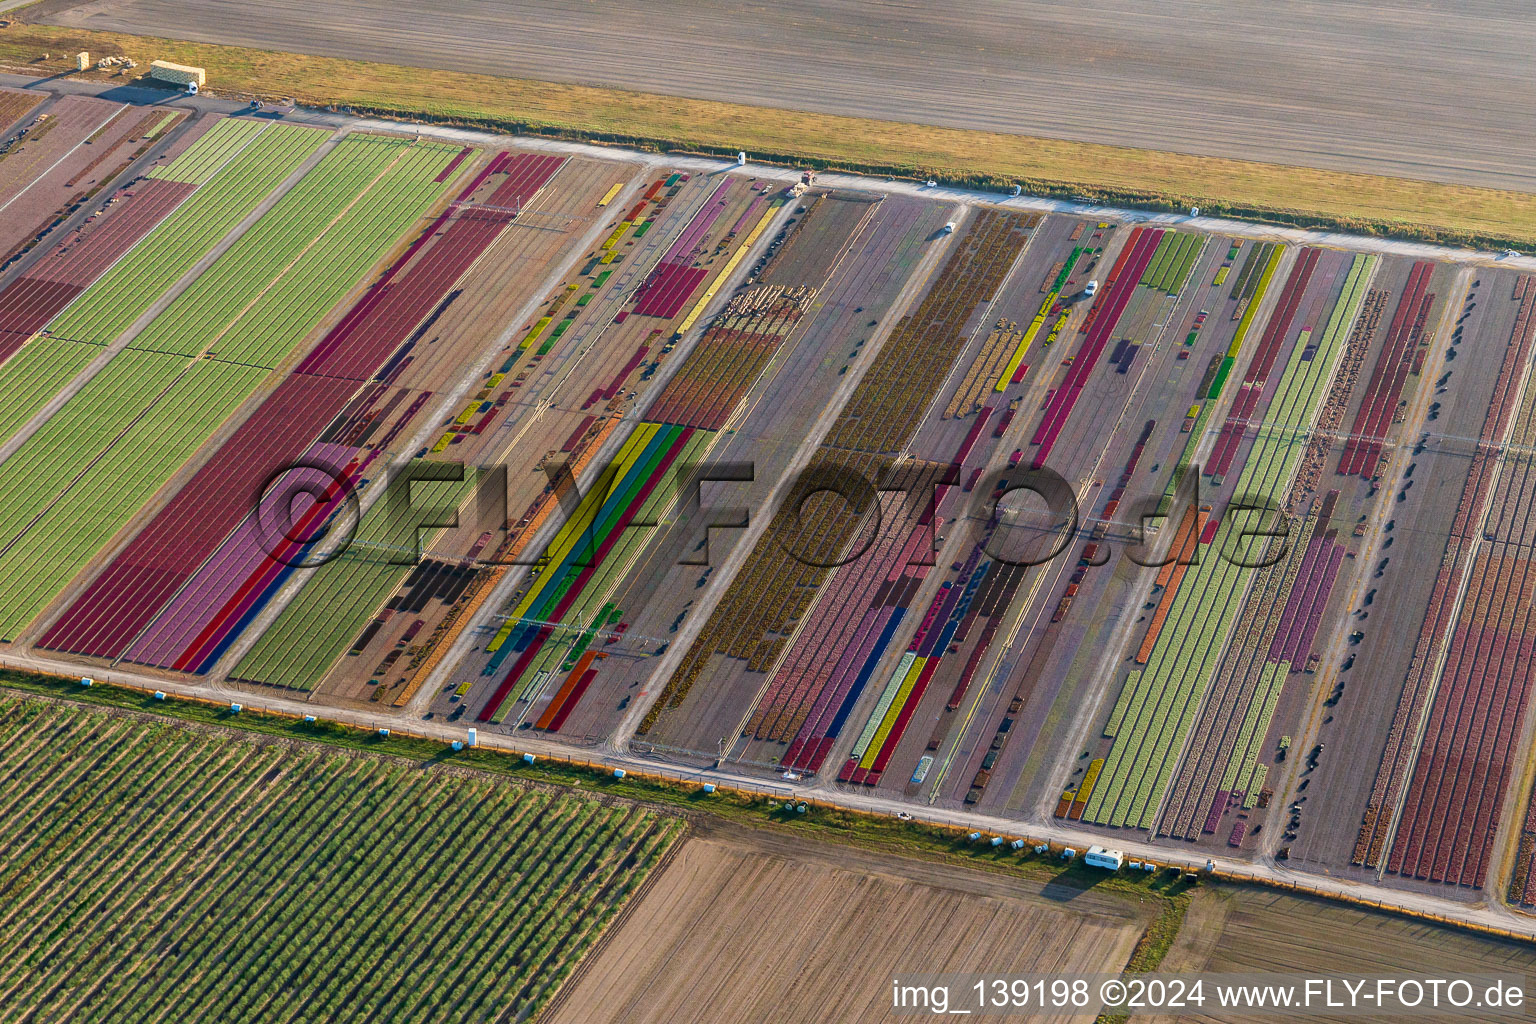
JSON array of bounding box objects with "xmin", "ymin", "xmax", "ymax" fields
[
  {"xmin": 1194, "ymin": 250, "xmax": 1377, "ymax": 782},
  {"xmin": 1085, "ymin": 253, "xmax": 1376, "ymax": 830},
  {"xmin": 1104, "ymin": 669, "xmax": 1141, "ymax": 739},
  {"xmin": 0, "ymin": 122, "xmax": 323, "ymax": 452},
  {"xmin": 0, "ymin": 134, "xmax": 460, "ymax": 641},
  {"xmin": 1139, "ymin": 232, "xmax": 1178, "ymax": 288},
  {"xmin": 0, "ymin": 338, "xmax": 99, "ymax": 444},
  {"xmin": 1140, "ymin": 231, "xmax": 1203, "ymax": 295},
  {"xmin": 0, "ymin": 348, "xmax": 187, "ymax": 549},
  {"xmin": 1085, "ymin": 545, "xmax": 1248, "ymax": 828},
  {"xmin": 0, "ymin": 359, "xmax": 267, "ymax": 639},
  {"xmin": 1151, "ymin": 232, "xmax": 1204, "ymax": 295},
  {"xmin": 232, "ymin": 466, "xmax": 474, "ymax": 690},
  {"xmin": 1231, "ymin": 254, "xmax": 1376, "ymax": 500},
  {"xmin": 1162, "ymin": 246, "xmax": 1284, "ymax": 498},
  {"xmin": 48, "ymin": 121, "xmax": 329, "ymax": 346},
  {"xmin": 149, "ymin": 116, "xmax": 270, "ymax": 185},
  {"xmin": 0, "ymin": 695, "xmax": 681, "ymax": 1024},
  {"xmin": 1220, "ymin": 660, "xmax": 1287, "ymax": 792},
  {"xmin": 135, "ymin": 134, "xmax": 460, "ymax": 366},
  {"xmin": 1227, "ymin": 241, "xmax": 1277, "ymax": 302}
]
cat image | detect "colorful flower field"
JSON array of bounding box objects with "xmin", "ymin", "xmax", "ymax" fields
[{"xmin": 5, "ymin": 102, "xmax": 1536, "ymax": 906}]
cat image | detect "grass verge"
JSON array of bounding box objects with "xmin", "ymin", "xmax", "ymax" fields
[
  {"xmin": 1095, "ymin": 892, "xmax": 1193, "ymax": 1024},
  {"xmin": 0, "ymin": 664, "xmax": 1183, "ymax": 904},
  {"xmin": 2, "ymin": 22, "xmax": 1535, "ymax": 249}
]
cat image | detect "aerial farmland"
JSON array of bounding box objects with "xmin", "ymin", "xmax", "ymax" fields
[{"xmin": 0, "ymin": 37, "xmax": 1535, "ymax": 1003}]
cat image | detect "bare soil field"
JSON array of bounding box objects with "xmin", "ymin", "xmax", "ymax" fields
[
  {"xmin": 1154, "ymin": 888, "xmax": 1536, "ymax": 1024},
  {"xmin": 543, "ymin": 823, "xmax": 1148, "ymax": 1024},
  {"xmin": 32, "ymin": 0, "xmax": 1536, "ymax": 194}
]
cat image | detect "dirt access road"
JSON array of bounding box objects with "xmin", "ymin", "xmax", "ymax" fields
[{"xmin": 32, "ymin": 0, "xmax": 1536, "ymax": 193}]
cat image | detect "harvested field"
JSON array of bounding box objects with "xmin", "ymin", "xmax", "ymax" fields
[
  {"xmin": 0, "ymin": 694, "xmax": 682, "ymax": 1024},
  {"xmin": 31, "ymin": 0, "xmax": 1536, "ymax": 197},
  {"xmin": 543, "ymin": 826, "xmax": 1146, "ymax": 1024},
  {"xmin": 4, "ymin": 29, "xmax": 1535, "ymax": 250},
  {"xmin": 1152, "ymin": 888, "xmax": 1536, "ymax": 1024}
]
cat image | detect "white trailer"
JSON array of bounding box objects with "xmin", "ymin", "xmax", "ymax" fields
[{"xmin": 1085, "ymin": 845, "xmax": 1125, "ymax": 870}]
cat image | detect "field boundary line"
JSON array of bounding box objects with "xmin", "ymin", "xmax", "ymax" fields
[
  {"xmin": 533, "ymin": 820, "xmax": 690, "ymax": 1024},
  {"xmin": 2, "ymin": 661, "xmax": 1535, "ymax": 947}
]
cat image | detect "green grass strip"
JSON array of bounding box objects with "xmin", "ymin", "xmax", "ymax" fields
[
  {"xmin": 1220, "ymin": 660, "xmax": 1288, "ymax": 791},
  {"xmin": 1141, "ymin": 232, "xmax": 1177, "ymax": 289},
  {"xmin": 1206, "ymin": 355, "xmax": 1234, "ymax": 399},
  {"xmin": 148, "ymin": 117, "xmax": 269, "ymax": 185},
  {"xmin": 1163, "ymin": 233, "xmax": 1203, "ymax": 294},
  {"xmin": 1104, "ymin": 669, "xmax": 1141, "ymax": 739},
  {"xmin": 134, "ymin": 134, "xmax": 459, "ymax": 365},
  {"xmin": 1225, "ymin": 246, "xmax": 1282, "ymax": 359}
]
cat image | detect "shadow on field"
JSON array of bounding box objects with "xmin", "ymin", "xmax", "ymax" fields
[{"xmin": 1040, "ymin": 863, "xmax": 1199, "ymax": 903}]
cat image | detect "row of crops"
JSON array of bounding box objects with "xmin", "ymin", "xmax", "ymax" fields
[
  {"xmin": 132, "ymin": 133, "xmax": 457, "ymax": 367},
  {"xmin": 41, "ymin": 152, "xmax": 566, "ymax": 667},
  {"xmin": 46, "ymin": 120, "xmax": 328, "ymax": 347},
  {"xmin": 1082, "ymin": 251, "xmax": 1375, "ymax": 831},
  {"xmin": 641, "ymin": 208, "xmax": 1036, "ymax": 736},
  {"xmin": 0, "ymin": 696, "xmax": 681, "ymax": 1024},
  {"xmin": 1362, "ymin": 276, "xmax": 1536, "ymax": 881},
  {"xmin": 1139, "ymin": 230, "xmax": 1204, "ymax": 295},
  {"xmin": 0, "ymin": 176, "xmax": 197, "ymax": 361},
  {"xmin": 204, "ymin": 160, "xmax": 715, "ymax": 697},
  {"xmin": 476, "ymin": 285, "xmax": 818, "ymax": 728},
  {"xmin": 231, "ymin": 464, "xmax": 475, "ymax": 690},
  {"xmin": 0, "ymin": 337, "xmax": 99, "ymax": 440},
  {"xmin": 0, "ymin": 357, "xmax": 268, "ymax": 639},
  {"xmin": 1030, "ymin": 225, "xmax": 1164, "ymax": 466},
  {"xmin": 0, "ymin": 125, "xmax": 461, "ymax": 640},
  {"xmin": 477, "ymin": 423, "xmax": 712, "ymax": 722},
  {"xmin": 1387, "ymin": 278, "xmax": 1536, "ymax": 889},
  {"xmin": 148, "ymin": 116, "xmax": 269, "ymax": 185},
  {"xmin": 419, "ymin": 178, "xmax": 780, "ymax": 725},
  {"xmin": 0, "ymin": 121, "xmax": 321, "ymax": 454},
  {"xmin": 1157, "ymin": 256, "xmax": 1377, "ymax": 838}
]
